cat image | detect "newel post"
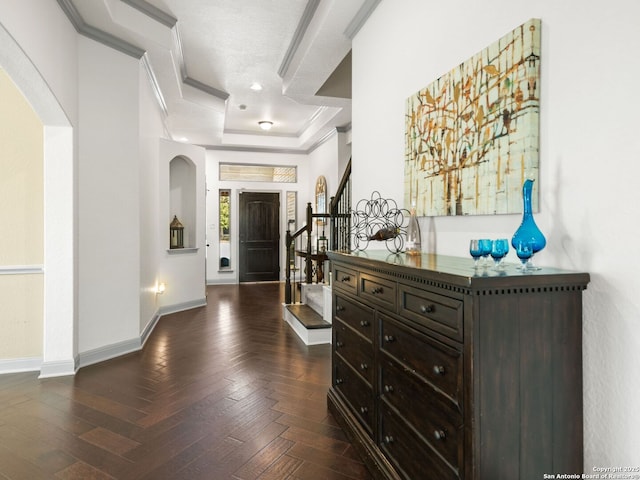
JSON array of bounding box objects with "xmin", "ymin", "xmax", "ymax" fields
[
  {"xmin": 285, "ymin": 229, "xmax": 292, "ymax": 304},
  {"xmin": 306, "ymin": 202, "xmax": 313, "ymax": 284}
]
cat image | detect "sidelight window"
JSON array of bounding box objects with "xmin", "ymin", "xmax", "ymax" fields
[{"xmin": 219, "ymin": 189, "xmax": 231, "ymax": 269}]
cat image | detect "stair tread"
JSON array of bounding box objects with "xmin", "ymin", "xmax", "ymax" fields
[{"xmin": 286, "ymin": 304, "xmax": 331, "ymax": 329}]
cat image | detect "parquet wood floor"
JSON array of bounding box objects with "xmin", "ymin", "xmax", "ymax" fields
[{"xmin": 0, "ymin": 283, "xmax": 372, "ymax": 480}]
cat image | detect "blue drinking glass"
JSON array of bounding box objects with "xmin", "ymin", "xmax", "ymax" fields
[
  {"xmin": 469, "ymin": 239, "xmax": 483, "ymax": 269},
  {"xmin": 478, "ymin": 239, "xmax": 493, "ymax": 268},
  {"xmin": 515, "ymin": 240, "xmax": 533, "ymax": 273},
  {"xmin": 491, "ymin": 238, "xmax": 509, "ymax": 270}
]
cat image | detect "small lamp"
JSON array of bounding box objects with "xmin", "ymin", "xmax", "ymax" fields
[{"xmin": 170, "ymin": 215, "xmax": 184, "ymax": 249}]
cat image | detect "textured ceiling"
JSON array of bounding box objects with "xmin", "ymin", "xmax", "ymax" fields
[{"xmin": 60, "ymin": 0, "xmax": 380, "ymax": 152}]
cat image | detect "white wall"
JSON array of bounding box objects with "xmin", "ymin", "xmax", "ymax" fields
[
  {"xmin": 337, "ymin": 131, "xmax": 352, "ymax": 180},
  {"xmin": 158, "ymin": 139, "xmax": 207, "ymax": 310},
  {"xmin": 353, "ymin": 0, "xmax": 640, "ymax": 467},
  {"xmin": 77, "ymin": 37, "xmax": 140, "ymax": 353}
]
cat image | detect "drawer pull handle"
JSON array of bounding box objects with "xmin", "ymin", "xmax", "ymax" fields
[
  {"xmin": 434, "ymin": 429, "xmax": 446, "ymax": 441},
  {"xmin": 336, "ymin": 341, "xmax": 344, "ymax": 348},
  {"xmin": 336, "ymin": 305, "xmax": 344, "ymax": 312},
  {"xmin": 383, "ymin": 335, "xmax": 395, "ymax": 343},
  {"xmin": 384, "ymin": 385, "xmax": 394, "ymax": 393},
  {"xmin": 433, "ymin": 365, "xmax": 445, "ymax": 375},
  {"xmin": 383, "ymin": 435, "xmax": 394, "ymax": 444},
  {"xmin": 360, "ymin": 363, "xmax": 368, "ymax": 371},
  {"xmin": 420, "ymin": 304, "xmax": 435, "ymax": 314},
  {"xmin": 360, "ymin": 406, "xmax": 368, "ymax": 414},
  {"xmin": 371, "ymin": 287, "xmax": 383, "ymax": 295},
  {"xmin": 341, "ymin": 276, "xmax": 351, "ymax": 282},
  {"xmin": 360, "ymin": 320, "xmax": 370, "ymax": 327},
  {"xmin": 335, "ymin": 378, "xmax": 344, "ymax": 385}
]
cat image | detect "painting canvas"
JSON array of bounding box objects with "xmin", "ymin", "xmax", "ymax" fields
[{"xmin": 404, "ymin": 18, "xmax": 541, "ymax": 216}]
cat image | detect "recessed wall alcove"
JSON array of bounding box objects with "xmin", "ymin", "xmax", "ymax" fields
[{"xmin": 169, "ymin": 155, "xmax": 196, "ymax": 250}]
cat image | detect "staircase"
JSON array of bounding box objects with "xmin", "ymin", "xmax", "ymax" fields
[
  {"xmin": 282, "ymin": 158, "xmax": 351, "ymax": 346},
  {"xmin": 282, "ymin": 283, "xmax": 332, "ymax": 345}
]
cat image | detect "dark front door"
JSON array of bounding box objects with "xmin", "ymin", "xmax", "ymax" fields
[{"xmin": 239, "ymin": 192, "xmax": 280, "ymax": 282}]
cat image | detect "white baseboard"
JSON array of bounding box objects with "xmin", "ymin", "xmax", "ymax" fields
[
  {"xmin": 0, "ymin": 299, "xmax": 209, "ymax": 378},
  {"xmin": 77, "ymin": 338, "xmax": 141, "ymax": 370},
  {"xmin": 21, "ymin": 297, "xmax": 208, "ymax": 376},
  {"xmin": 206, "ymin": 277, "xmax": 236, "ymax": 285},
  {"xmin": 141, "ymin": 311, "xmax": 161, "ymax": 348},
  {"xmin": 0, "ymin": 356, "xmax": 42, "ymax": 375},
  {"xmin": 158, "ymin": 297, "xmax": 207, "ymax": 316},
  {"xmin": 0, "ymin": 356, "xmax": 76, "ymax": 378},
  {"xmin": 76, "ymin": 297, "xmax": 207, "ymax": 370},
  {"xmin": 39, "ymin": 358, "xmax": 77, "ymax": 378}
]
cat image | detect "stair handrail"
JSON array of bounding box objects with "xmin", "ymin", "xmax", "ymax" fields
[
  {"xmin": 285, "ymin": 160, "xmax": 351, "ymax": 304},
  {"xmin": 285, "ymin": 203, "xmax": 329, "ymax": 303}
]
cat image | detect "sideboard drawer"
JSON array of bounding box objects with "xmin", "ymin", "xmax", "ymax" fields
[
  {"xmin": 380, "ymin": 405, "xmax": 460, "ymax": 480},
  {"xmin": 380, "ymin": 356, "xmax": 463, "ymax": 470},
  {"xmin": 399, "ymin": 284, "xmax": 463, "ymax": 341},
  {"xmin": 334, "ymin": 319, "xmax": 374, "ymax": 385},
  {"xmin": 334, "ymin": 294, "xmax": 374, "ymax": 341},
  {"xmin": 380, "ymin": 314, "xmax": 463, "ymax": 406},
  {"xmin": 333, "ymin": 264, "xmax": 358, "ymax": 295},
  {"xmin": 359, "ymin": 272, "xmax": 396, "ymax": 311},
  {"xmin": 334, "ymin": 356, "xmax": 374, "ymax": 434}
]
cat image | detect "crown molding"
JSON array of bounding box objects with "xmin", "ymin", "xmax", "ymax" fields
[
  {"xmin": 57, "ymin": 0, "xmax": 228, "ymax": 102},
  {"xmin": 183, "ymin": 76, "xmax": 229, "ymax": 101},
  {"xmin": 203, "ymin": 145, "xmax": 307, "ymax": 155},
  {"xmin": 171, "ymin": 25, "xmax": 229, "ymax": 102},
  {"xmin": 202, "ymin": 127, "xmax": 338, "ymax": 155},
  {"xmin": 56, "ymin": 0, "xmax": 83, "ymax": 30},
  {"xmin": 83, "ymin": 23, "xmax": 146, "ymax": 58},
  {"xmin": 56, "ymin": 0, "xmax": 145, "ymax": 59},
  {"xmin": 120, "ymin": 0, "xmax": 177, "ymax": 28},
  {"xmin": 278, "ymin": 0, "xmax": 321, "ymax": 78},
  {"xmin": 223, "ymin": 129, "xmax": 297, "ymax": 138},
  {"xmin": 311, "ymin": 127, "xmax": 338, "ymax": 151},
  {"xmin": 344, "ymin": 0, "xmax": 382, "ymax": 39}
]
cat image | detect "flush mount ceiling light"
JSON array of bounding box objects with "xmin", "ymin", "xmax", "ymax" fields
[
  {"xmin": 258, "ymin": 121, "xmax": 273, "ymax": 131},
  {"xmin": 250, "ymin": 82, "xmax": 263, "ymax": 91}
]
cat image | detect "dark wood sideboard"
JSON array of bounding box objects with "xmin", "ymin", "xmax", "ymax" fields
[{"xmin": 327, "ymin": 251, "xmax": 589, "ymax": 480}]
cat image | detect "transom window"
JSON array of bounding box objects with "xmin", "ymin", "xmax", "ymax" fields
[{"xmin": 219, "ymin": 163, "xmax": 297, "ymax": 183}]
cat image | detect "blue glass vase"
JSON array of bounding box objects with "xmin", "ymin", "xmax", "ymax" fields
[{"xmin": 511, "ymin": 179, "xmax": 546, "ymax": 256}]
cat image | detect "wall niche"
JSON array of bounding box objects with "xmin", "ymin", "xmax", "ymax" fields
[{"xmin": 169, "ymin": 156, "xmax": 196, "ymax": 250}]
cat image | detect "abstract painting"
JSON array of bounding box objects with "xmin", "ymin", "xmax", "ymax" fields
[{"xmin": 404, "ymin": 18, "xmax": 541, "ymax": 216}]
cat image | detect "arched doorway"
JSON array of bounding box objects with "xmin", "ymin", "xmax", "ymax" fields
[{"xmin": 0, "ymin": 24, "xmax": 75, "ymax": 377}]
